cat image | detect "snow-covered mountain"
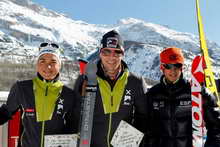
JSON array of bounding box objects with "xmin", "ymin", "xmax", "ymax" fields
[{"xmin": 1, "ymin": 0, "xmax": 220, "ymax": 88}]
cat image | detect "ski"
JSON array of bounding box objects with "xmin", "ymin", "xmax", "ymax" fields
[
  {"xmin": 191, "ymin": 55, "xmax": 206, "ymax": 147},
  {"xmin": 192, "ymin": 0, "xmax": 220, "ymax": 146},
  {"xmin": 77, "ymin": 60, "xmax": 97, "ymax": 147},
  {"xmin": 8, "ymin": 110, "xmax": 21, "ymax": 147},
  {"xmin": 195, "ymin": 0, "xmax": 220, "ymax": 104}
]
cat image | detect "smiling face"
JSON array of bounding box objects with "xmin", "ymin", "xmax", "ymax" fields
[
  {"xmin": 161, "ymin": 64, "xmax": 183, "ymax": 83},
  {"xmin": 99, "ymin": 48, "xmax": 124, "ymax": 79},
  {"xmin": 36, "ymin": 53, "xmax": 61, "ymax": 80}
]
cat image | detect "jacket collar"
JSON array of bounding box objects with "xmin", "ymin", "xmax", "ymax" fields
[
  {"xmin": 160, "ymin": 73, "xmax": 185, "ymax": 87},
  {"xmin": 37, "ymin": 72, "xmax": 59, "ymax": 83},
  {"xmin": 96, "ymin": 60, "xmax": 128, "ymax": 88},
  {"xmin": 96, "ymin": 60, "xmax": 128, "ymax": 80}
]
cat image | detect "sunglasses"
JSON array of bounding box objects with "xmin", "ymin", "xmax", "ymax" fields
[
  {"xmin": 162, "ymin": 63, "xmax": 183, "ymax": 69},
  {"xmin": 100, "ymin": 48, "xmax": 124, "ymax": 57},
  {"xmin": 39, "ymin": 42, "xmax": 59, "ymax": 49}
]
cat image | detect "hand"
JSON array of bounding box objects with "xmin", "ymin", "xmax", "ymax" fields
[
  {"xmin": 201, "ymin": 86, "xmax": 218, "ymax": 107},
  {"xmin": 0, "ymin": 106, "xmax": 12, "ymax": 124}
]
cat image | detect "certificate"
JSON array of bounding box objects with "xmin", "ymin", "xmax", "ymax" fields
[
  {"xmin": 44, "ymin": 134, "xmax": 78, "ymax": 147},
  {"xmin": 111, "ymin": 120, "xmax": 144, "ymax": 147}
]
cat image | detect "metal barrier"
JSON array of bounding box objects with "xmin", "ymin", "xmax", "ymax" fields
[{"xmin": 0, "ymin": 92, "xmax": 9, "ymax": 147}]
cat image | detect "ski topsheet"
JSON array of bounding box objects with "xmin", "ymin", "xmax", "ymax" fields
[
  {"xmin": 191, "ymin": 55, "xmax": 206, "ymax": 147},
  {"xmin": 195, "ymin": 0, "xmax": 220, "ymax": 105},
  {"xmin": 78, "ymin": 61, "xmax": 97, "ymax": 147},
  {"xmin": 192, "ymin": 0, "xmax": 220, "ymax": 146}
]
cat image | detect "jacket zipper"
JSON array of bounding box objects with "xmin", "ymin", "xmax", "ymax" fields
[
  {"xmin": 40, "ymin": 121, "xmax": 45, "ymax": 147},
  {"xmin": 170, "ymin": 92, "xmax": 176, "ymax": 143},
  {"xmin": 45, "ymin": 85, "xmax": 48, "ymax": 96},
  {"xmin": 107, "ymin": 113, "xmax": 112, "ymax": 147},
  {"xmin": 111, "ymin": 93, "xmax": 113, "ymax": 106},
  {"xmin": 40, "ymin": 85, "xmax": 48, "ymax": 147},
  {"xmin": 107, "ymin": 89, "xmax": 113, "ymax": 147}
]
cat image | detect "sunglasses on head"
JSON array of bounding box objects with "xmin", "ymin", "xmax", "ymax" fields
[
  {"xmin": 39, "ymin": 42, "xmax": 59, "ymax": 49},
  {"xmin": 162, "ymin": 63, "xmax": 183, "ymax": 69},
  {"xmin": 100, "ymin": 48, "xmax": 124, "ymax": 57}
]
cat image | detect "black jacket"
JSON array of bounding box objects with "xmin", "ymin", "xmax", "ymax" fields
[
  {"xmin": 145, "ymin": 75, "xmax": 193, "ymax": 147},
  {"xmin": 0, "ymin": 78, "xmax": 79, "ymax": 147},
  {"xmin": 74, "ymin": 60, "xmax": 148, "ymax": 147},
  {"xmin": 145, "ymin": 75, "xmax": 220, "ymax": 147},
  {"xmin": 203, "ymin": 79, "xmax": 220, "ymax": 147}
]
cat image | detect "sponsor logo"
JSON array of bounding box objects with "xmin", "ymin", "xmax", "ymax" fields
[
  {"xmin": 25, "ymin": 108, "xmax": 35, "ymax": 117},
  {"xmin": 123, "ymin": 89, "xmax": 132, "ymax": 106},
  {"xmin": 179, "ymin": 100, "xmax": 191, "ymax": 106},
  {"xmin": 57, "ymin": 97, "xmax": 64, "ymax": 115},
  {"xmin": 191, "ymin": 56, "xmax": 205, "ymax": 147},
  {"xmin": 153, "ymin": 101, "xmax": 164, "ymax": 110},
  {"xmin": 106, "ymin": 37, "xmax": 118, "ymax": 48}
]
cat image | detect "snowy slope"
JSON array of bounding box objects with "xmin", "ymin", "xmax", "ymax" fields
[{"xmin": 0, "ymin": 0, "xmax": 220, "ymax": 83}]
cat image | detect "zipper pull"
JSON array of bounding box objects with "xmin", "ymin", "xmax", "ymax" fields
[
  {"xmin": 111, "ymin": 93, "xmax": 113, "ymax": 106},
  {"xmin": 45, "ymin": 85, "xmax": 48, "ymax": 96}
]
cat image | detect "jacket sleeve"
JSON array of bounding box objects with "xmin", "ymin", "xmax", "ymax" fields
[
  {"xmin": 133, "ymin": 77, "xmax": 148, "ymax": 134},
  {"xmin": 66, "ymin": 76, "xmax": 84, "ymax": 133},
  {"xmin": 202, "ymin": 86, "xmax": 220, "ymax": 127},
  {"xmin": 132, "ymin": 77, "xmax": 148, "ymax": 147},
  {"xmin": 63, "ymin": 86, "xmax": 81, "ymax": 134},
  {"xmin": 202, "ymin": 80, "xmax": 220, "ymax": 146},
  {"xmin": 0, "ymin": 82, "xmax": 21, "ymax": 125}
]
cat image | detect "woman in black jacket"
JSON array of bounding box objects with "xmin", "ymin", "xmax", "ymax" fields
[{"xmin": 0, "ymin": 42, "xmax": 79, "ymax": 147}]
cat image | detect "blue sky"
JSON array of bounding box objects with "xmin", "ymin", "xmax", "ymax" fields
[{"xmin": 32, "ymin": 0, "xmax": 220, "ymax": 46}]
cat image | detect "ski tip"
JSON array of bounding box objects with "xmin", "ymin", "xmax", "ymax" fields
[{"xmin": 78, "ymin": 58, "xmax": 88, "ymax": 64}]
